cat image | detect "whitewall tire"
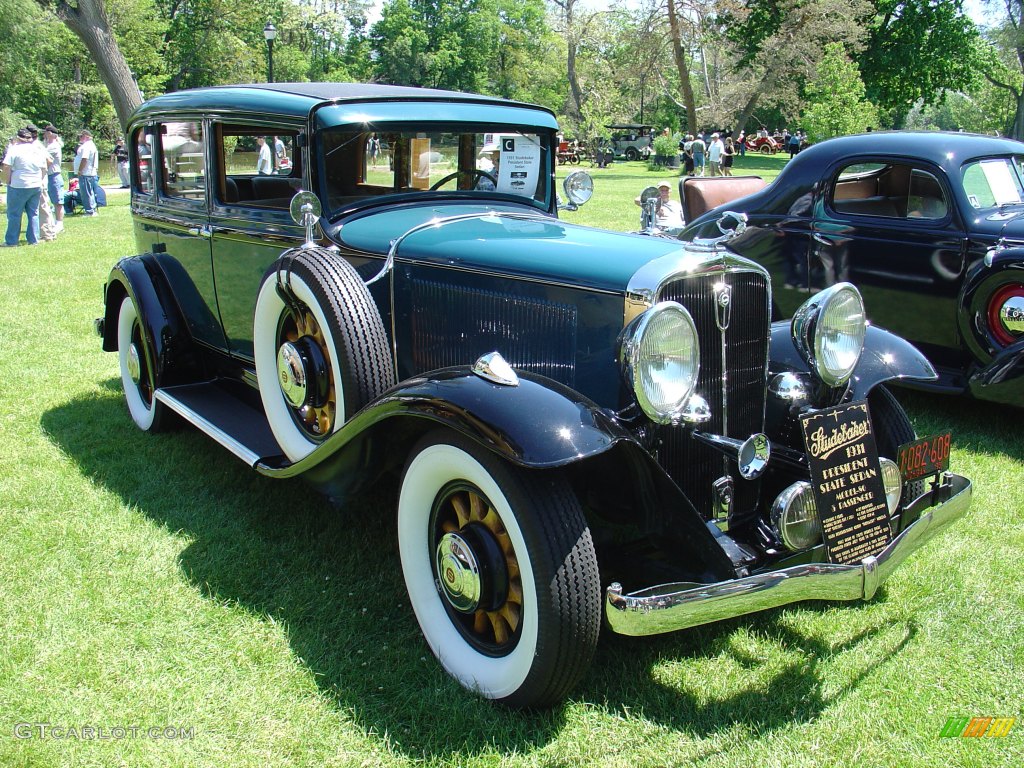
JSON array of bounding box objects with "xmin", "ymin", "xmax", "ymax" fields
[{"xmin": 117, "ymin": 296, "xmax": 169, "ymax": 432}]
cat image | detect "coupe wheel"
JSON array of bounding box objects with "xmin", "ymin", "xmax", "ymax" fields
[
  {"xmin": 117, "ymin": 296, "xmax": 170, "ymax": 432},
  {"xmin": 398, "ymin": 431, "xmax": 600, "ymax": 708},
  {"xmin": 625, "ymin": 147, "xmax": 639, "ymax": 161},
  {"xmin": 254, "ymin": 246, "xmax": 393, "ymax": 462}
]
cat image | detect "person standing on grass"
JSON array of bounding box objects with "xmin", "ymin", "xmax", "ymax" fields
[
  {"xmin": 722, "ymin": 137, "xmax": 736, "ymax": 176},
  {"xmin": 114, "ymin": 138, "xmax": 130, "ymax": 187},
  {"xmin": 256, "ymin": 136, "xmax": 273, "ymax": 175},
  {"xmin": 2, "ymin": 128, "xmax": 48, "ymax": 246},
  {"xmin": 25, "ymin": 124, "xmax": 58, "ymax": 241},
  {"xmin": 707, "ymin": 132, "xmax": 724, "ymax": 176},
  {"xmin": 690, "ymin": 133, "xmax": 706, "ymax": 176},
  {"xmin": 75, "ymin": 129, "xmax": 100, "ymax": 216},
  {"xmin": 43, "ymin": 124, "xmax": 64, "ymax": 232}
]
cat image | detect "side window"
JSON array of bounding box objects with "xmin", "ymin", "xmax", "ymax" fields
[
  {"xmin": 131, "ymin": 126, "xmax": 155, "ymax": 195},
  {"xmin": 160, "ymin": 121, "xmax": 205, "ymax": 202},
  {"xmin": 213, "ymin": 124, "xmax": 300, "ymax": 209},
  {"xmin": 832, "ymin": 161, "xmax": 947, "ymax": 220}
]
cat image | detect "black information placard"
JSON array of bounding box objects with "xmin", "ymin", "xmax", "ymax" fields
[{"xmin": 799, "ymin": 401, "xmax": 893, "ymax": 565}]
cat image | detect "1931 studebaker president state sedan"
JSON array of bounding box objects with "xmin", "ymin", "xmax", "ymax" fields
[
  {"xmin": 683, "ymin": 131, "xmax": 1024, "ymax": 408},
  {"xmin": 97, "ymin": 84, "xmax": 972, "ymax": 708}
]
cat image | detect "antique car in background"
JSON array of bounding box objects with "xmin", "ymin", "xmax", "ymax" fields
[
  {"xmin": 744, "ymin": 130, "xmax": 781, "ymax": 154},
  {"xmin": 683, "ymin": 131, "xmax": 1024, "ymax": 407},
  {"xmin": 607, "ymin": 123, "xmax": 655, "ymax": 161},
  {"xmin": 96, "ymin": 85, "xmax": 971, "ymax": 708}
]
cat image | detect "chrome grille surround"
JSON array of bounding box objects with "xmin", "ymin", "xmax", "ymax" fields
[{"xmin": 625, "ymin": 249, "xmax": 772, "ymax": 521}]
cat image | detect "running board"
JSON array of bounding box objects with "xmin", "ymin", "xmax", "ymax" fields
[{"xmin": 155, "ymin": 382, "xmax": 285, "ymax": 467}]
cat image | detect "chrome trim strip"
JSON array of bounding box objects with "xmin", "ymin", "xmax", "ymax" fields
[
  {"xmin": 153, "ymin": 389, "xmax": 263, "ymax": 467},
  {"xmin": 605, "ymin": 475, "xmax": 971, "ymax": 636}
]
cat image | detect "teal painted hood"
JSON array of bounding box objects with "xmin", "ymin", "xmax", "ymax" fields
[{"xmin": 333, "ymin": 203, "xmax": 687, "ymax": 294}]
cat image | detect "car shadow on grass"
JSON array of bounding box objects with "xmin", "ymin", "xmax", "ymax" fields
[{"xmin": 44, "ymin": 386, "xmax": 919, "ymax": 758}]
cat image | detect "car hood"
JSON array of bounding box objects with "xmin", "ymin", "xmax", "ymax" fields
[
  {"xmin": 965, "ymin": 206, "xmax": 1024, "ymax": 241},
  {"xmin": 331, "ymin": 202, "xmax": 689, "ymax": 294}
]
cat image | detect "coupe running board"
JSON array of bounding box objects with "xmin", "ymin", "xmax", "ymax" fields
[{"xmin": 155, "ymin": 382, "xmax": 285, "ymax": 467}]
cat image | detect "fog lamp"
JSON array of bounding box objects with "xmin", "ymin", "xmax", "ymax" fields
[{"xmin": 771, "ymin": 481, "xmax": 821, "ymax": 551}]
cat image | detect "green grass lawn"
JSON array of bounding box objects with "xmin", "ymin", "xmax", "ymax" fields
[{"xmin": 0, "ymin": 190, "xmax": 1021, "ymax": 767}]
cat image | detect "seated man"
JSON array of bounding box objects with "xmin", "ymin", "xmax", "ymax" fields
[{"xmin": 634, "ymin": 180, "xmax": 684, "ymax": 232}]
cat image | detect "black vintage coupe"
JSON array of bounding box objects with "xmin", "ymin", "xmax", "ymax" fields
[{"xmin": 683, "ymin": 131, "xmax": 1024, "ymax": 407}]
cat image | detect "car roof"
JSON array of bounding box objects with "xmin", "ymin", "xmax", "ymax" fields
[
  {"xmin": 130, "ymin": 82, "xmax": 555, "ymax": 124},
  {"xmin": 794, "ymin": 131, "xmax": 1024, "ymax": 169}
]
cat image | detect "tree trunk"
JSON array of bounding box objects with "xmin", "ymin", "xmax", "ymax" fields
[
  {"xmin": 666, "ymin": 0, "xmax": 697, "ymax": 135},
  {"xmin": 38, "ymin": 0, "xmax": 143, "ymax": 131}
]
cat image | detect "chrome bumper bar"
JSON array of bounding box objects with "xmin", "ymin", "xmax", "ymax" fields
[{"xmin": 605, "ymin": 474, "xmax": 972, "ymax": 637}]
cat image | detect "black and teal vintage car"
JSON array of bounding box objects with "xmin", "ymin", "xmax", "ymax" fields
[{"xmin": 97, "ymin": 84, "xmax": 972, "ymax": 708}]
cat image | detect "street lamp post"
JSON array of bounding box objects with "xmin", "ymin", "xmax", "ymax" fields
[{"xmin": 263, "ymin": 22, "xmax": 277, "ymax": 83}]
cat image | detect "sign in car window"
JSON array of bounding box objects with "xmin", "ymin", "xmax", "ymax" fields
[
  {"xmin": 800, "ymin": 401, "xmax": 893, "ymax": 565},
  {"xmin": 979, "ymin": 160, "xmax": 1022, "ymax": 206},
  {"xmin": 496, "ymin": 136, "xmax": 540, "ymax": 197}
]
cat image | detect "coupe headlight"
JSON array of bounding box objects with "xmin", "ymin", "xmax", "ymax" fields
[
  {"xmin": 792, "ymin": 282, "xmax": 866, "ymax": 387},
  {"xmin": 621, "ymin": 301, "xmax": 700, "ymax": 423}
]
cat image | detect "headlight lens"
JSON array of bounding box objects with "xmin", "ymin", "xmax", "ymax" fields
[
  {"xmin": 792, "ymin": 282, "xmax": 866, "ymax": 387},
  {"xmin": 879, "ymin": 457, "xmax": 903, "ymax": 514},
  {"xmin": 621, "ymin": 301, "xmax": 700, "ymax": 423},
  {"xmin": 771, "ymin": 481, "xmax": 821, "ymax": 551}
]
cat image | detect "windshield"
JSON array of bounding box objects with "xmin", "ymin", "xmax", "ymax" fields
[
  {"xmin": 317, "ymin": 125, "xmax": 553, "ymax": 218},
  {"xmin": 961, "ymin": 156, "xmax": 1024, "ymax": 208}
]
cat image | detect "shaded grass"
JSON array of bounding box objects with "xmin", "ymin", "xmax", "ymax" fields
[{"xmin": 0, "ymin": 192, "xmax": 1021, "ymax": 767}]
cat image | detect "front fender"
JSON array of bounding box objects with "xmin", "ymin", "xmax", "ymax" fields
[
  {"xmin": 769, "ymin": 321, "xmax": 936, "ymax": 400},
  {"xmin": 101, "ymin": 254, "xmax": 197, "ymax": 386},
  {"xmin": 258, "ymin": 367, "xmax": 736, "ymax": 582},
  {"xmin": 260, "ymin": 367, "xmax": 638, "ymax": 479}
]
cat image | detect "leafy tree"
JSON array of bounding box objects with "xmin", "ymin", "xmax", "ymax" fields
[
  {"xmin": 980, "ymin": 0, "xmax": 1024, "ymax": 138},
  {"xmin": 859, "ymin": 0, "xmax": 981, "ymax": 127},
  {"xmin": 719, "ymin": 0, "xmax": 871, "ymax": 134},
  {"xmin": 801, "ymin": 41, "xmax": 878, "ymax": 140}
]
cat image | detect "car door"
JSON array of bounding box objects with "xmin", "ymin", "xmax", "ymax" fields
[
  {"xmin": 208, "ymin": 120, "xmax": 306, "ymax": 361},
  {"xmin": 142, "ymin": 118, "xmax": 227, "ymax": 351},
  {"xmin": 810, "ymin": 159, "xmax": 969, "ymax": 367}
]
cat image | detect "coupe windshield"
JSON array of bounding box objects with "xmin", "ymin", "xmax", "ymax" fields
[
  {"xmin": 318, "ymin": 126, "xmax": 552, "ymax": 217},
  {"xmin": 961, "ymin": 156, "xmax": 1024, "ymax": 208}
]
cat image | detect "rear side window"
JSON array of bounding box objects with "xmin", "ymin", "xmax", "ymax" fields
[
  {"xmin": 131, "ymin": 126, "xmax": 155, "ymax": 196},
  {"xmin": 831, "ymin": 161, "xmax": 948, "ymax": 220}
]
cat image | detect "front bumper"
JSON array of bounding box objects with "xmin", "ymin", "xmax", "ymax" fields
[{"xmin": 605, "ymin": 473, "xmax": 972, "ymax": 636}]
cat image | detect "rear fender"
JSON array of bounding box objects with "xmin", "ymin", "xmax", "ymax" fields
[
  {"xmin": 101, "ymin": 254, "xmax": 196, "ymax": 386},
  {"xmin": 969, "ymin": 338, "xmax": 1024, "ymax": 405}
]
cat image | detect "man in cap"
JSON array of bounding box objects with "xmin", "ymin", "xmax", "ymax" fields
[
  {"xmin": 75, "ymin": 128, "xmax": 100, "ymax": 215},
  {"xmin": 2, "ymin": 128, "xmax": 48, "ymax": 246},
  {"xmin": 43, "ymin": 125, "xmax": 65, "ymax": 232},
  {"xmin": 634, "ymin": 180, "xmax": 684, "ymax": 233}
]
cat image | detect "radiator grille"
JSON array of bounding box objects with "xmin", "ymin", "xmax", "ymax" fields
[
  {"xmin": 657, "ymin": 271, "xmax": 770, "ymax": 519},
  {"xmin": 409, "ymin": 279, "xmax": 578, "ymax": 386}
]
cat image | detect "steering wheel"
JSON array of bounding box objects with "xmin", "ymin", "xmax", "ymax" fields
[{"xmin": 429, "ymin": 169, "xmax": 497, "ymax": 191}]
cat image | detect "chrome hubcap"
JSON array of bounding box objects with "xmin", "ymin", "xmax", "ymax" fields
[
  {"xmin": 435, "ymin": 532, "xmax": 482, "ymax": 613},
  {"xmin": 277, "ymin": 342, "xmax": 307, "ymax": 407},
  {"xmin": 127, "ymin": 343, "xmax": 141, "ymax": 385}
]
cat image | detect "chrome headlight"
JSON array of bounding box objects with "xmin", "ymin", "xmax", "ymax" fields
[
  {"xmin": 771, "ymin": 481, "xmax": 821, "ymax": 551},
  {"xmin": 879, "ymin": 457, "xmax": 903, "ymax": 514},
  {"xmin": 621, "ymin": 301, "xmax": 700, "ymax": 423},
  {"xmin": 791, "ymin": 282, "xmax": 866, "ymax": 387}
]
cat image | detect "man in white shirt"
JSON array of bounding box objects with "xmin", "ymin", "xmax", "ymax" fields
[
  {"xmin": 43, "ymin": 124, "xmax": 64, "ymax": 231},
  {"xmin": 634, "ymin": 180, "xmax": 684, "ymax": 233},
  {"xmin": 3, "ymin": 128, "xmax": 48, "ymax": 246},
  {"xmin": 708, "ymin": 133, "xmax": 725, "ymax": 177},
  {"xmin": 75, "ymin": 129, "xmax": 100, "ymax": 215},
  {"xmin": 256, "ymin": 136, "xmax": 273, "ymax": 175}
]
